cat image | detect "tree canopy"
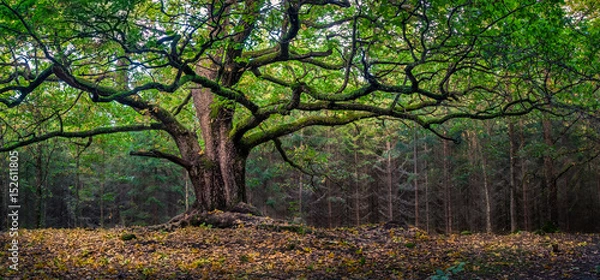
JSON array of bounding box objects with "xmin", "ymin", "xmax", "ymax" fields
[{"xmin": 1, "ymin": 0, "xmax": 598, "ymax": 212}]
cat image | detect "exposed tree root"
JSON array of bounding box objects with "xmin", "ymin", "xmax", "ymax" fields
[
  {"xmin": 149, "ymin": 202, "xmax": 312, "ymax": 233},
  {"xmin": 147, "ymin": 202, "xmax": 410, "ymax": 236}
]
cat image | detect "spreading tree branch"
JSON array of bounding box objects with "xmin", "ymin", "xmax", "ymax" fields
[
  {"xmin": 0, "ymin": 67, "xmax": 55, "ymax": 107},
  {"xmin": 130, "ymin": 149, "xmax": 191, "ymax": 168},
  {"xmin": 0, "ymin": 124, "xmax": 165, "ymax": 152},
  {"xmin": 242, "ymin": 112, "xmax": 374, "ymax": 148},
  {"xmin": 272, "ymin": 138, "xmax": 316, "ymax": 177}
]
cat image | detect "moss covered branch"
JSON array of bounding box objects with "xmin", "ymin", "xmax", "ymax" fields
[
  {"xmin": 241, "ymin": 112, "xmax": 374, "ymax": 148},
  {"xmin": 0, "ymin": 124, "xmax": 165, "ymax": 152}
]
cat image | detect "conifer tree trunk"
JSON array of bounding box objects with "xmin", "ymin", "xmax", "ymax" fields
[
  {"xmin": 35, "ymin": 145, "xmax": 44, "ymax": 228},
  {"xmin": 413, "ymin": 128, "xmax": 419, "ymax": 227},
  {"xmin": 183, "ymin": 169, "xmax": 190, "ymax": 212},
  {"xmin": 597, "ymin": 180, "xmax": 600, "ymax": 223},
  {"xmin": 443, "ymin": 134, "xmax": 452, "ymax": 233},
  {"xmin": 0, "ymin": 135, "xmax": 4, "ymax": 229},
  {"xmin": 519, "ymin": 119, "xmax": 531, "ymax": 231},
  {"xmin": 100, "ymin": 182, "xmax": 104, "ymax": 228},
  {"xmin": 480, "ymin": 140, "xmax": 492, "ymax": 233},
  {"xmin": 508, "ymin": 121, "xmax": 518, "ymax": 232},
  {"xmin": 326, "ymin": 129, "xmax": 333, "ymax": 228},
  {"xmin": 327, "ymin": 178, "xmax": 333, "ymax": 228},
  {"xmin": 354, "ymin": 137, "xmax": 361, "ymax": 227},
  {"xmin": 298, "ymin": 133, "xmax": 304, "ymax": 218},
  {"xmin": 542, "ymin": 119, "xmax": 557, "ymax": 225},
  {"xmin": 386, "ymin": 140, "xmax": 394, "ymax": 221},
  {"xmin": 473, "ymin": 130, "xmax": 492, "ymax": 233},
  {"xmin": 424, "ymin": 142, "xmax": 430, "ymax": 233}
]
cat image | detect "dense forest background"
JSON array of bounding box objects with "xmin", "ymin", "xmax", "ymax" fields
[{"xmin": 2, "ymin": 112, "xmax": 599, "ymax": 233}]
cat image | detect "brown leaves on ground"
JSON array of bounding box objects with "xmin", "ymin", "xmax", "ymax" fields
[{"xmin": 1, "ymin": 216, "xmax": 599, "ymax": 279}]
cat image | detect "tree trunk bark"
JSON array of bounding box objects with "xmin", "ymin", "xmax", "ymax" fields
[
  {"xmin": 100, "ymin": 182, "xmax": 104, "ymax": 228},
  {"xmin": 158, "ymin": 89, "xmax": 249, "ymax": 213},
  {"xmin": 184, "ymin": 138, "xmax": 248, "ymax": 212},
  {"xmin": 354, "ymin": 138, "xmax": 361, "ymax": 227},
  {"xmin": 298, "ymin": 133, "xmax": 304, "ymax": 218},
  {"xmin": 326, "ymin": 128, "xmax": 333, "ymax": 228},
  {"xmin": 424, "ymin": 142, "xmax": 430, "ymax": 233},
  {"xmin": 479, "ymin": 136, "xmax": 492, "ymax": 233},
  {"xmin": 158, "ymin": 66, "xmax": 248, "ymax": 212},
  {"xmin": 413, "ymin": 128, "xmax": 419, "ymax": 228},
  {"xmin": 386, "ymin": 140, "xmax": 394, "ymax": 221},
  {"xmin": 0, "ymin": 134, "xmax": 4, "ymax": 230},
  {"xmin": 519, "ymin": 119, "xmax": 531, "ymax": 231},
  {"xmin": 35, "ymin": 145, "xmax": 44, "ymax": 228},
  {"xmin": 597, "ymin": 180, "xmax": 600, "ymax": 227},
  {"xmin": 74, "ymin": 158, "xmax": 81, "ymax": 227},
  {"xmin": 183, "ymin": 169, "xmax": 190, "ymax": 212},
  {"xmin": 542, "ymin": 119, "xmax": 557, "ymax": 225},
  {"xmin": 443, "ymin": 133, "xmax": 452, "ymax": 234},
  {"xmin": 508, "ymin": 121, "xmax": 518, "ymax": 232}
]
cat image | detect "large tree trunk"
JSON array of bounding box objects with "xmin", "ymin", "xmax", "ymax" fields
[
  {"xmin": 192, "ymin": 88, "xmax": 248, "ymax": 211},
  {"xmin": 172, "ymin": 129, "xmax": 248, "ymax": 212},
  {"xmin": 180, "ymin": 120, "xmax": 248, "ymax": 212},
  {"xmin": 151, "ymin": 58, "xmax": 250, "ymax": 213},
  {"xmin": 155, "ymin": 83, "xmax": 249, "ymax": 213}
]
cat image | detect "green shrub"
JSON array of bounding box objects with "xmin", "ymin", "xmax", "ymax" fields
[{"xmin": 428, "ymin": 262, "xmax": 466, "ymax": 280}]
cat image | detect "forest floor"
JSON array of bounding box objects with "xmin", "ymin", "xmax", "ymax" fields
[{"xmin": 1, "ymin": 212, "xmax": 600, "ymax": 279}]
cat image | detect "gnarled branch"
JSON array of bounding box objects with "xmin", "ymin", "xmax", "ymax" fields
[
  {"xmin": 0, "ymin": 124, "xmax": 165, "ymax": 152},
  {"xmin": 130, "ymin": 149, "xmax": 191, "ymax": 168}
]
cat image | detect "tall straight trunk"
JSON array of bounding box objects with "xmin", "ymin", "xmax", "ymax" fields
[
  {"xmin": 561, "ymin": 177, "xmax": 570, "ymax": 231},
  {"xmin": 413, "ymin": 128, "xmax": 419, "ymax": 227},
  {"xmin": 443, "ymin": 134, "xmax": 452, "ymax": 233},
  {"xmin": 327, "ymin": 178, "xmax": 333, "ymax": 228},
  {"xmin": 298, "ymin": 133, "xmax": 304, "ymax": 217},
  {"xmin": 100, "ymin": 182, "xmax": 104, "ymax": 228},
  {"xmin": 326, "ymin": 129, "xmax": 333, "ymax": 228},
  {"xmin": 542, "ymin": 119, "xmax": 557, "ymax": 225},
  {"xmin": 354, "ymin": 138, "xmax": 361, "ymax": 227},
  {"xmin": 476, "ymin": 133, "xmax": 492, "ymax": 233},
  {"xmin": 424, "ymin": 142, "xmax": 430, "ymax": 233},
  {"xmin": 597, "ymin": 180, "xmax": 600, "ymax": 224},
  {"xmin": 466, "ymin": 131, "xmax": 477, "ymax": 230},
  {"xmin": 0, "ymin": 135, "xmax": 4, "ymax": 230},
  {"xmin": 597, "ymin": 178, "xmax": 600, "ymax": 212},
  {"xmin": 36, "ymin": 145, "xmax": 44, "ymax": 228},
  {"xmin": 508, "ymin": 121, "xmax": 518, "ymax": 232},
  {"xmin": 299, "ymin": 179, "xmax": 303, "ymax": 217},
  {"xmin": 386, "ymin": 141, "xmax": 394, "ymax": 221},
  {"xmin": 519, "ymin": 119, "xmax": 531, "ymax": 231},
  {"xmin": 183, "ymin": 169, "xmax": 189, "ymax": 212},
  {"xmin": 74, "ymin": 157, "xmax": 80, "ymax": 227},
  {"xmin": 423, "ymin": 142, "xmax": 431, "ymax": 232}
]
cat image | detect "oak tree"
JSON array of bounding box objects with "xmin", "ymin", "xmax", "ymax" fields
[{"xmin": 1, "ymin": 0, "xmax": 595, "ymax": 217}]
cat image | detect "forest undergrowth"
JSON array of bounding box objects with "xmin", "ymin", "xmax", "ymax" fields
[{"xmin": 1, "ymin": 212, "xmax": 599, "ymax": 280}]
